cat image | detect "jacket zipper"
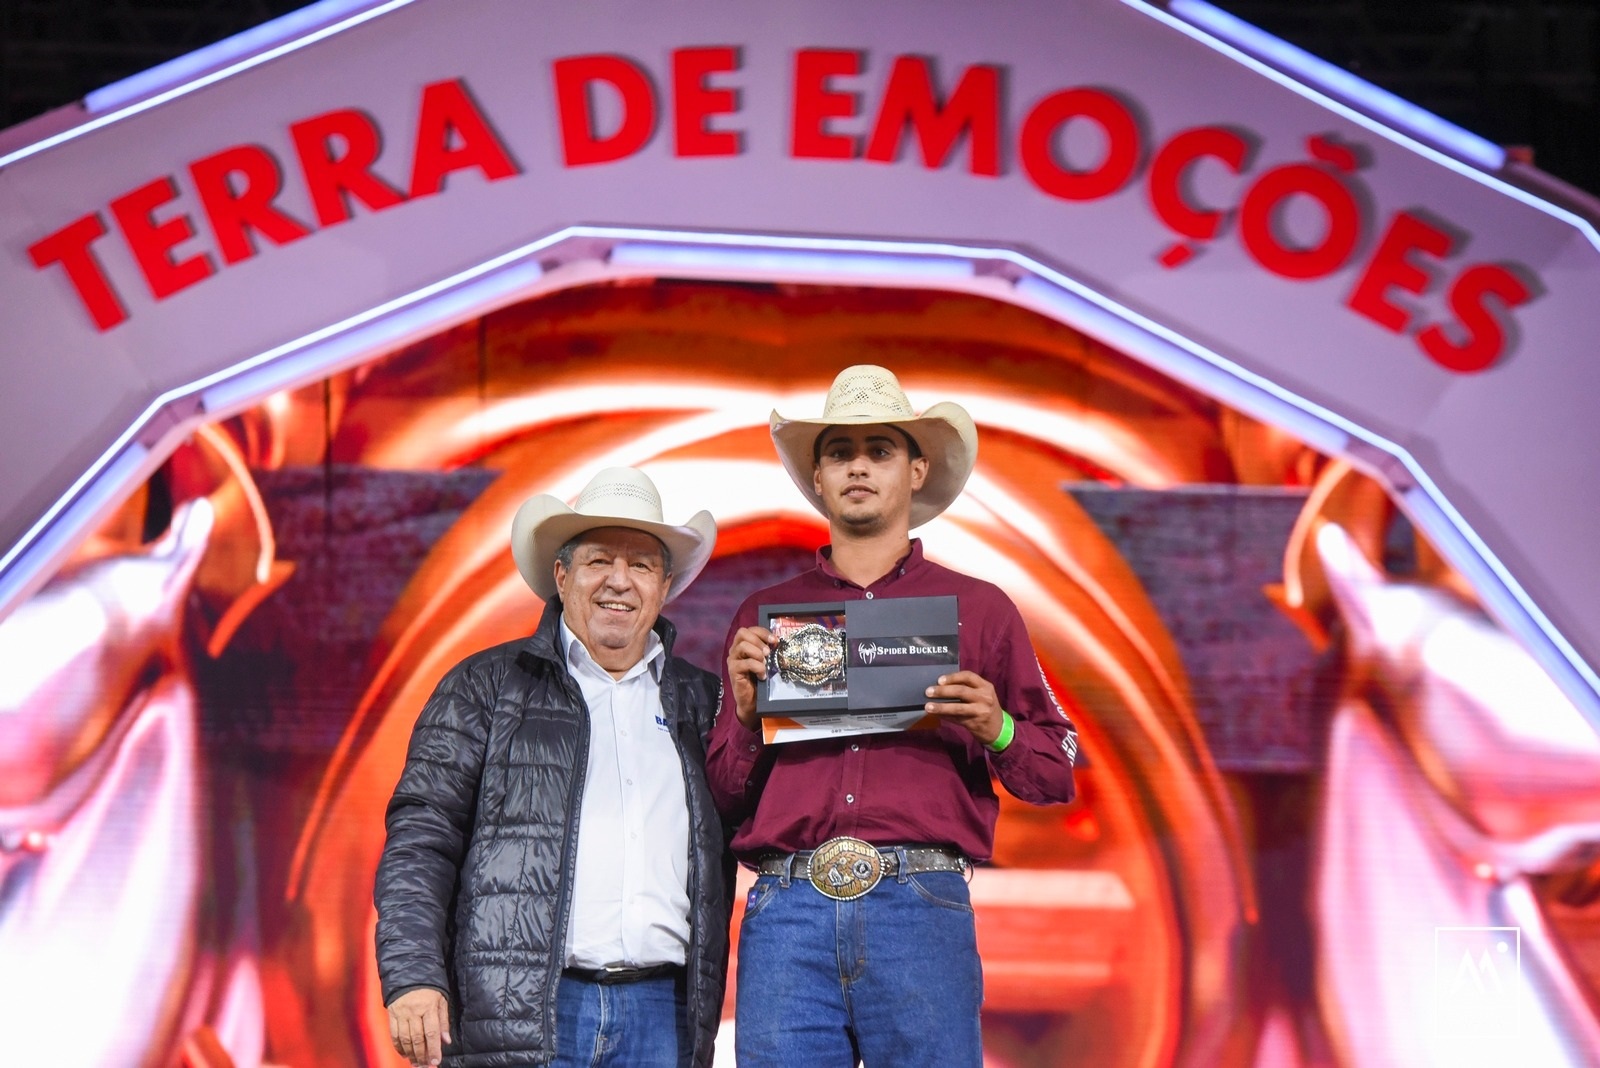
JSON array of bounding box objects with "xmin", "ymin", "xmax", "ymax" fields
[
  {"xmin": 545, "ymin": 664, "xmax": 590, "ymax": 1058},
  {"xmin": 667, "ymin": 673, "xmax": 703, "ymax": 1063}
]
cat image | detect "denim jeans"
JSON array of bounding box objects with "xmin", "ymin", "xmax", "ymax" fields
[
  {"xmin": 551, "ymin": 970, "xmax": 690, "ymax": 1068},
  {"xmin": 735, "ymin": 862, "xmax": 983, "ymax": 1066}
]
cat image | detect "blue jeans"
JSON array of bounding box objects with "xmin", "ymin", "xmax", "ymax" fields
[
  {"xmin": 551, "ymin": 971, "xmax": 690, "ymax": 1068},
  {"xmin": 735, "ymin": 864, "xmax": 983, "ymax": 1066}
]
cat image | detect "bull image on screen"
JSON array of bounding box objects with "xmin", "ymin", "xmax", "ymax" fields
[{"xmin": 3, "ymin": 280, "xmax": 1599, "ymax": 1068}]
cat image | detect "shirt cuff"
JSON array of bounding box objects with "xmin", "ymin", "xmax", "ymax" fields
[
  {"xmin": 986, "ymin": 719, "xmax": 1028, "ymax": 769},
  {"xmin": 719, "ymin": 710, "xmax": 765, "ymax": 767}
]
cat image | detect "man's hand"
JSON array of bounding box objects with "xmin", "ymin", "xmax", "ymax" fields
[
  {"xmin": 726, "ymin": 625, "xmax": 776, "ymax": 729},
  {"xmin": 923, "ymin": 671, "xmax": 1005, "ymax": 746},
  {"xmin": 388, "ymin": 988, "xmax": 451, "ymax": 1067}
]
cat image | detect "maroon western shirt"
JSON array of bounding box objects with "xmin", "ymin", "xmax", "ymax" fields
[{"xmin": 706, "ymin": 540, "xmax": 1079, "ymax": 863}]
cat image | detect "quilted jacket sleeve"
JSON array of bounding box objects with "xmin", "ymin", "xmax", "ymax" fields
[{"xmin": 373, "ymin": 656, "xmax": 496, "ymax": 1006}]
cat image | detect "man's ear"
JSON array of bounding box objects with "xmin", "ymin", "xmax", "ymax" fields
[
  {"xmin": 813, "ymin": 465, "xmax": 824, "ymax": 496},
  {"xmin": 552, "ymin": 559, "xmax": 568, "ymax": 594},
  {"xmin": 909, "ymin": 455, "xmax": 930, "ymax": 491}
]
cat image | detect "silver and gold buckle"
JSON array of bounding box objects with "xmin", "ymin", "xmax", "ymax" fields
[
  {"xmin": 807, "ymin": 836, "xmax": 884, "ymax": 900},
  {"xmin": 774, "ymin": 623, "xmax": 846, "ymax": 687}
]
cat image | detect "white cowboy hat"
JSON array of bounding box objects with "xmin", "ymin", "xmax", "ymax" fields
[
  {"xmin": 769, "ymin": 365, "xmax": 978, "ymax": 529},
  {"xmin": 510, "ymin": 467, "xmax": 716, "ymax": 602}
]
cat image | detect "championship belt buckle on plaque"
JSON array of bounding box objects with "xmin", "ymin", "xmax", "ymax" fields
[
  {"xmin": 774, "ymin": 623, "xmax": 846, "ymax": 687},
  {"xmin": 807, "ymin": 836, "xmax": 884, "ymax": 901}
]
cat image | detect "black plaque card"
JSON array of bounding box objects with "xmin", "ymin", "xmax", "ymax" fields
[
  {"xmin": 845, "ymin": 595, "xmax": 959, "ymax": 711},
  {"xmin": 758, "ymin": 595, "xmax": 959, "ymax": 717}
]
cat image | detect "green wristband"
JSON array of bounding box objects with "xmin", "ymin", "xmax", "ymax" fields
[{"xmin": 987, "ymin": 710, "xmax": 1016, "ymax": 753}]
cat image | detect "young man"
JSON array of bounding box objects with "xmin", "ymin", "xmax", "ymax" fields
[
  {"xmin": 376, "ymin": 467, "xmax": 731, "ymax": 1068},
  {"xmin": 707, "ymin": 366, "xmax": 1080, "ymax": 1065}
]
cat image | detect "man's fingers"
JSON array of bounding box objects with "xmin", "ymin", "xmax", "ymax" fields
[
  {"xmin": 729, "ymin": 626, "xmax": 771, "ymax": 648},
  {"xmin": 926, "ymin": 672, "xmax": 994, "ymax": 702},
  {"xmin": 402, "ymin": 1015, "xmax": 422, "ymax": 1064},
  {"xmin": 745, "ymin": 650, "xmax": 769, "ymax": 679},
  {"xmin": 423, "ymin": 1009, "xmax": 443, "ymax": 1065},
  {"xmin": 728, "ymin": 628, "xmax": 775, "ymax": 679},
  {"xmin": 925, "ymin": 683, "xmax": 980, "ymax": 704},
  {"xmin": 386, "ymin": 991, "xmax": 450, "ymax": 1065}
]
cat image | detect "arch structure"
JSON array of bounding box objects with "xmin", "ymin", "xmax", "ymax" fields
[{"xmin": 1, "ymin": 0, "xmax": 1597, "ymax": 721}]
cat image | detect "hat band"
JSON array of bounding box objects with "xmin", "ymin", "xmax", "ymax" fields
[{"xmin": 821, "ymin": 404, "xmax": 916, "ymax": 421}]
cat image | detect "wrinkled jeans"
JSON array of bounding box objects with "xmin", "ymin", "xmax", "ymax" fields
[
  {"xmin": 551, "ymin": 970, "xmax": 690, "ymax": 1068},
  {"xmin": 735, "ymin": 863, "xmax": 983, "ymax": 1067}
]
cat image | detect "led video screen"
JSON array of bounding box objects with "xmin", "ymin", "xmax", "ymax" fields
[{"xmin": 3, "ymin": 278, "xmax": 1597, "ymax": 1068}]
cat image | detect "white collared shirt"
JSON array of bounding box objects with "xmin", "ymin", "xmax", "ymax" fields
[{"xmin": 560, "ymin": 618, "xmax": 692, "ymax": 968}]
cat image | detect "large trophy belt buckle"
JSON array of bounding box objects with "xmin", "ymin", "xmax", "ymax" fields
[
  {"xmin": 774, "ymin": 623, "xmax": 846, "ymax": 687},
  {"xmin": 807, "ymin": 836, "xmax": 884, "ymax": 901}
]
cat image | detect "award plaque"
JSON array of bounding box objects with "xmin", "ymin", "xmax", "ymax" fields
[
  {"xmin": 757, "ymin": 595, "xmax": 959, "ymax": 721},
  {"xmin": 761, "ymin": 603, "xmax": 849, "ymax": 712}
]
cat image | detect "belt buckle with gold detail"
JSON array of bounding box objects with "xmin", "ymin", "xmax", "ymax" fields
[
  {"xmin": 807, "ymin": 836, "xmax": 883, "ymax": 901},
  {"xmin": 774, "ymin": 623, "xmax": 846, "ymax": 687}
]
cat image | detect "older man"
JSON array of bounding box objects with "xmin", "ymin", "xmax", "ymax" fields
[
  {"xmin": 708, "ymin": 366, "xmax": 1080, "ymax": 1065},
  {"xmin": 376, "ymin": 467, "xmax": 730, "ymax": 1068}
]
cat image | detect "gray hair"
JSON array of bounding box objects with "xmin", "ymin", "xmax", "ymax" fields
[{"xmin": 555, "ymin": 530, "xmax": 672, "ymax": 576}]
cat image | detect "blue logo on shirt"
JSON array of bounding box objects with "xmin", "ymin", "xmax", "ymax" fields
[{"xmin": 655, "ymin": 714, "xmax": 670, "ymax": 731}]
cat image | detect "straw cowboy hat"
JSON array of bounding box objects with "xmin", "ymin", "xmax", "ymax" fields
[
  {"xmin": 510, "ymin": 467, "xmax": 716, "ymax": 602},
  {"xmin": 770, "ymin": 365, "xmax": 978, "ymax": 529}
]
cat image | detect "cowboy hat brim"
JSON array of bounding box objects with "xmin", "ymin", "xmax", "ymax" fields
[
  {"xmin": 769, "ymin": 400, "xmax": 978, "ymax": 529},
  {"xmin": 510, "ymin": 497, "xmax": 716, "ymax": 603}
]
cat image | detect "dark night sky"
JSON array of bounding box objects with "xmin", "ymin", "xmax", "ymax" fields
[{"xmin": 2, "ymin": 0, "xmax": 1596, "ymax": 194}]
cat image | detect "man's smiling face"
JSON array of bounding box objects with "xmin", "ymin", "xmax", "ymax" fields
[{"xmin": 553, "ymin": 526, "xmax": 672, "ymax": 677}]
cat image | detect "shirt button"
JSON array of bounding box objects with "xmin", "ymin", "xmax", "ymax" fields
[
  {"xmin": 745, "ymin": 779, "xmax": 754, "ymax": 787},
  {"xmin": 864, "ymin": 591, "xmax": 874, "ymax": 600},
  {"xmin": 846, "ymin": 794, "xmax": 855, "ymax": 804},
  {"xmin": 749, "ymin": 744, "xmax": 757, "ymax": 752},
  {"xmin": 851, "ymin": 743, "xmax": 859, "ymax": 751}
]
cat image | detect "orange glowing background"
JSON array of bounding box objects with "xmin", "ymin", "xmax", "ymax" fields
[{"xmin": 4, "ymin": 278, "xmax": 1599, "ymax": 1068}]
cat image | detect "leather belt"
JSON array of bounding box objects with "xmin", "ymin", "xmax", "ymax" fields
[
  {"xmin": 562, "ymin": 963, "xmax": 683, "ymax": 985},
  {"xmin": 754, "ymin": 837, "xmax": 969, "ymax": 900}
]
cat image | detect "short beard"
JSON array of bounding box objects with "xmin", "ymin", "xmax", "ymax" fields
[{"xmin": 836, "ymin": 509, "xmax": 889, "ymax": 537}]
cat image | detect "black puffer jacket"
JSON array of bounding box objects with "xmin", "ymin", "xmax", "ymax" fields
[{"xmin": 374, "ymin": 599, "xmax": 731, "ymax": 1067}]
